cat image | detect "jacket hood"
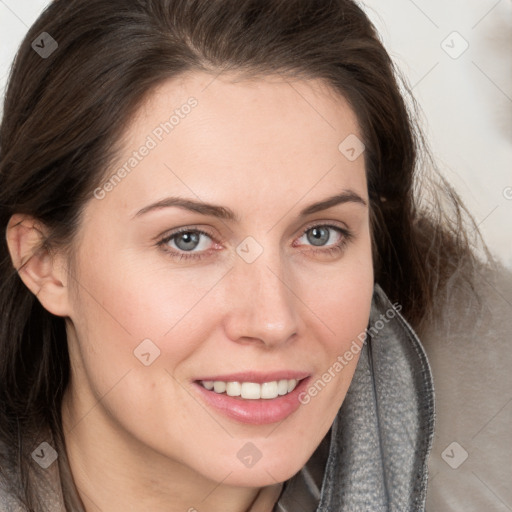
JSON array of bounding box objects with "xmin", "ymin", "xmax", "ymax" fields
[{"xmin": 276, "ymin": 283, "xmax": 435, "ymax": 511}]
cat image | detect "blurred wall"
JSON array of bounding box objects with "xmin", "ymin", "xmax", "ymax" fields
[{"xmin": 361, "ymin": 0, "xmax": 512, "ymax": 267}]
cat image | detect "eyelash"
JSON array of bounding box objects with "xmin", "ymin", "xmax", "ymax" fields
[{"xmin": 156, "ymin": 223, "xmax": 353, "ymax": 262}]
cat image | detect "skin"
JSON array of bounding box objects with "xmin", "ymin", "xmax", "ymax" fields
[{"xmin": 7, "ymin": 71, "xmax": 374, "ymax": 512}]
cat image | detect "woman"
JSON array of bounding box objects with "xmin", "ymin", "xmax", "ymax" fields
[{"xmin": 0, "ymin": 0, "xmax": 486, "ymax": 510}]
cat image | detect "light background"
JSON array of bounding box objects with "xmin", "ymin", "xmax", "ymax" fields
[{"xmin": 1, "ymin": 0, "xmax": 511, "ymax": 267}]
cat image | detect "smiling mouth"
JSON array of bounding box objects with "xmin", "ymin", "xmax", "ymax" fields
[
  {"xmin": 193, "ymin": 375, "xmax": 311, "ymax": 424},
  {"xmin": 197, "ymin": 378, "xmax": 303, "ymax": 400}
]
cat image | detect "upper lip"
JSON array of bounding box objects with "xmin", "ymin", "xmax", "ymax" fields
[{"xmin": 194, "ymin": 371, "xmax": 310, "ymax": 383}]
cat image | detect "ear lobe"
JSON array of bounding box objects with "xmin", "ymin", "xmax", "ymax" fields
[{"xmin": 6, "ymin": 213, "xmax": 71, "ymax": 317}]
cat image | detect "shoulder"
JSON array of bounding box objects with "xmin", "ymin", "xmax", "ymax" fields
[
  {"xmin": 0, "ymin": 430, "xmax": 68, "ymax": 512},
  {"xmin": 0, "ymin": 488, "xmax": 24, "ymax": 512},
  {"xmin": 0, "ymin": 447, "xmax": 24, "ymax": 511}
]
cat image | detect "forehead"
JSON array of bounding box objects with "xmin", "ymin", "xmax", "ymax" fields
[{"xmin": 90, "ymin": 71, "xmax": 367, "ymax": 220}]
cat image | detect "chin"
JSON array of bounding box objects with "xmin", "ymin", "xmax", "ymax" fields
[
  {"xmin": 208, "ymin": 450, "xmax": 310, "ymax": 488},
  {"xmin": 221, "ymin": 467, "xmax": 296, "ymax": 488}
]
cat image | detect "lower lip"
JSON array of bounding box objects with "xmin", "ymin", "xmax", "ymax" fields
[{"xmin": 192, "ymin": 378, "xmax": 311, "ymax": 425}]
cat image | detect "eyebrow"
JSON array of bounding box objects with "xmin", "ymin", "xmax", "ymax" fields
[{"xmin": 133, "ymin": 190, "xmax": 367, "ymax": 221}]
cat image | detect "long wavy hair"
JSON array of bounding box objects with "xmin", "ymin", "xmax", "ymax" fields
[{"xmin": 0, "ymin": 0, "xmax": 485, "ymax": 509}]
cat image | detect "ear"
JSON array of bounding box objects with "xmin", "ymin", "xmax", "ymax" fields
[{"xmin": 6, "ymin": 213, "xmax": 72, "ymax": 317}]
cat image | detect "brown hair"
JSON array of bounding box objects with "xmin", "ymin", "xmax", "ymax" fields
[{"xmin": 0, "ymin": 0, "xmax": 483, "ymax": 508}]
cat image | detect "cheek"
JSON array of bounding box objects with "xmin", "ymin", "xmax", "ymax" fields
[
  {"xmin": 305, "ymin": 239, "xmax": 374, "ymax": 349},
  {"xmin": 65, "ymin": 241, "xmax": 238, "ymax": 415},
  {"xmin": 295, "ymin": 242, "xmax": 374, "ymax": 402},
  {"xmin": 315, "ymin": 278, "xmax": 372, "ymax": 385},
  {"xmin": 69, "ymin": 241, "xmax": 224, "ymax": 345}
]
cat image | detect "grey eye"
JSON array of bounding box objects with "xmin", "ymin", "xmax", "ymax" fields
[
  {"xmin": 173, "ymin": 231, "xmax": 201, "ymax": 251},
  {"xmin": 306, "ymin": 226, "xmax": 331, "ymax": 246}
]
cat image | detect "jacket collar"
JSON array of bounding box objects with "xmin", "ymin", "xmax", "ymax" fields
[{"xmin": 276, "ymin": 284, "xmax": 435, "ymax": 511}]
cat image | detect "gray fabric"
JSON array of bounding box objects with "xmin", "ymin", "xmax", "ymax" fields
[
  {"xmin": 276, "ymin": 284, "xmax": 435, "ymax": 511},
  {"xmin": 1, "ymin": 284, "xmax": 434, "ymax": 511}
]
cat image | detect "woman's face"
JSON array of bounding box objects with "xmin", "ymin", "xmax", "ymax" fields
[{"xmin": 62, "ymin": 71, "xmax": 373, "ymax": 488}]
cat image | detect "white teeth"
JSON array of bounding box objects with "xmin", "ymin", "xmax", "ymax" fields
[
  {"xmin": 241, "ymin": 382, "xmax": 261, "ymax": 399},
  {"xmin": 226, "ymin": 381, "xmax": 241, "ymax": 396},
  {"xmin": 278, "ymin": 379, "xmax": 289, "ymax": 395},
  {"xmin": 287, "ymin": 379, "xmax": 298, "ymax": 393},
  {"xmin": 261, "ymin": 381, "xmax": 278, "ymax": 399},
  {"xmin": 200, "ymin": 378, "xmax": 300, "ymax": 399},
  {"xmin": 213, "ymin": 381, "xmax": 226, "ymax": 393},
  {"xmin": 202, "ymin": 380, "xmax": 214, "ymax": 390}
]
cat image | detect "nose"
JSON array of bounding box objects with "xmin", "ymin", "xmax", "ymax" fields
[{"xmin": 222, "ymin": 252, "xmax": 300, "ymax": 348}]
